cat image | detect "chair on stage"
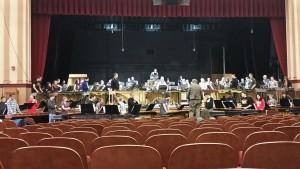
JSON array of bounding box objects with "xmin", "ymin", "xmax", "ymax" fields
[
  {"xmin": 188, "ymin": 127, "xmax": 223, "ymax": 143},
  {"xmin": 62, "ymin": 131, "xmax": 98, "ymax": 156},
  {"xmin": 105, "ymin": 130, "xmax": 143, "ymax": 144},
  {"xmin": 0, "ymin": 138, "xmax": 28, "ymax": 169},
  {"xmin": 36, "ymin": 127, "xmax": 63, "ymax": 137},
  {"xmin": 91, "ymin": 136, "xmax": 137, "ymax": 153},
  {"xmin": 242, "ymin": 141, "xmax": 300, "ymax": 169},
  {"xmin": 147, "ymin": 129, "xmax": 183, "ymax": 139},
  {"xmin": 90, "ymin": 145, "xmax": 162, "ymax": 169},
  {"xmin": 274, "ymin": 126, "xmax": 300, "ymax": 140},
  {"xmin": 38, "ymin": 137, "xmax": 89, "ymax": 169},
  {"xmin": 145, "ymin": 134, "xmax": 187, "ymax": 168},
  {"xmin": 261, "ymin": 123, "xmax": 284, "ymax": 131},
  {"xmin": 168, "ymin": 143, "xmax": 236, "ymax": 169},
  {"xmin": 70, "ymin": 127, "xmax": 98, "ymax": 136},
  {"xmin": 23, "ymin": 125, "xmax": 43, "ymax": 132},
  {"xmin": 18, "ymin": 132, "xmax": 53, "ymax": 146},
  {"xmin": 168, "ymin": 124, "xmax": 193, "ymax": 138},
  {"xmin": 102, "ymin": 126, "xmax": 130, "ymax": 135},
  {"xmin": 3, "ymin": 128, "xmax": 28, "ymax": 138},
  {"xmin": 11, "ymin": 146, "xmax": 85, "ymax": 169}
]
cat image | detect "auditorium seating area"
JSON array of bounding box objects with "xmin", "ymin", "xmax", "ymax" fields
[{"xmin": 1, "ymin": 115, "xmax": 300, "ymax": 169}]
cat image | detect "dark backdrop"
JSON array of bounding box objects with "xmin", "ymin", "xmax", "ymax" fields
[{"xmin": 43, "ymin": 16, "xmax": 278, "ymax": 84}]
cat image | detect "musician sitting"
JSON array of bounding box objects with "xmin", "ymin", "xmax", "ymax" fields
[
  {"xmin": 282, "ymin": 92, "xmax": 293, "ymax": 107},
  {"xmin": 199, "ymin": 78, "xmax": 208, "ymax": 90},
  {"xmin": 267, "ymin": 94, "xmax": 277, "ymax": 107},
  {"xmin": 240, "ymin": 92, "xmax": 254, "ymax": 109},
  {"xmin": 261, "ymin": 75, "xmax": 270, "ymax": 88},
  {"xmin": 268, "ymin": 76, "xmax": 278, "ymax": 89},
  {"xmin": 27, "ymin": 95, "xmax": 39, "ymax": 114},
  {"xmin": 156, "ymin": 76, "xmax": 168, "ymax": 90},
  {"xmin": 206, "ymin": 78, "xmax": 214, "ymax": 89}
]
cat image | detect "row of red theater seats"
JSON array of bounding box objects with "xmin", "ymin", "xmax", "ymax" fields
[{"xmin": 1, "ymin": 136, "xmax": 300, "ymax": 169}]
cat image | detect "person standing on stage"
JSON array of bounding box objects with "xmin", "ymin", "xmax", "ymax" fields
[
  {"xmin": 268, "ymin": 76, "xmax": 278, "ymax": 89},
  {"xmin": 111, "ymin": 73, "xmax": 120, "ymax": 91},
  {"xmin": 150, "ymin": 69, "xmax": 159, "ymax": 80},
  {"xmin": 81, "ymin": 77, "xmax": 89, "ymax": 92},
  {"xmin": 27, "ymin": 95, "xmax": 39, "ymax": 114},
  {"xmin": 160, "ymin": 92, "xmax": 171, "ymax": 115},
  {"xmin": 6, "ymin": 94, "xmax": 21, "ymax": 114},
  {"xmin": 32, "ymin": 76, "xmax": 43, "ymax": 94},
  {"xmin": 230, "ymin": 74, "xmax": 239, "ymax": 89},
  {"xmin": 187, "ymin": 79, "xmax": 203, "ymax": 118},
  {"xmin": 128, "ymin": 92, "xmax": 138, "ymax": 114},
  {"xmin": 47, "ymin": 93, "xmax": 56, "ymax": 122},
  {"xmin": 201, "ymin": 93, "xmax": 214, "ymax": 119},
  {"xmin": 248, "ymin": 73, "xmax": 257, "ymax": 89}
]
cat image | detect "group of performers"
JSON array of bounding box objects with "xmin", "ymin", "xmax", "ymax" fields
[{"xmin": 33, "ymin": 69, "xmax": 293, "ymax": 95}]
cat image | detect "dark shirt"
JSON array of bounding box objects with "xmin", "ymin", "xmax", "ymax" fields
[
  {"xmin": 226, "ymin": 96, "xmax": 237, "ymax": 106},
  {"xmin": 0, "ymin": 102, "xmax": 7, "ymax": 114},
  {"xmin": 230, "ymin": 78, "xmax": 239, "ymax": 89},
  {"xmin": 111, "ymin": 78, "xmax": 119, "ymax": 91},
  {"xmin": 86, "ymin": 100, "xmax": 95, "ymax": 105},
  {"xmin": 205, "ymin": 98, "xmax": 214, "ymax": 110},
  {"xmin": 81, "ymin": 81, "xmax": 89, "ymax": 92},
  {"xmin": 240, "ymin": 97, "xmax": 254, "ymax": 109},
  {"xmin": 128, "ymin": 97, "xmax": 138, "ymax": 113},
  {"xmin": 282, "ymin": 95, "xmax": 293, "ymax": 102},
  {"xmin": 47, "ymin": 99, "xmax": 56, "ymax": 114},
  {"xmin": 32, "ymin": 80, "xmax": 42, "ymax": 93}
]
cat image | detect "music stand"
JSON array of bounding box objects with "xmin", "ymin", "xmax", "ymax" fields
[
  {"xmin": 177, "ymin": 105, "xmax": 185, "ymax": 110},
  {"xmin": 66, "ymin": 85, "xmax": 74, "ymax": 92},
  {"xmin": 105, "ymin": 105, "xmax": 120, "ymax": 115},
  {"xmin": 19, "ymin": 103, "xmax": 34, "ymax": 111},
  {"xmin": 131, "ymin": 104, "xmax": 142, "ymax": 115},
  {"xmin": 146, "ymin": 104, "xmax": 155, "ymax": 111},
  {"xmin": 69, "ymin": 101, "xmax": 80, "ymax": 108},
  {"xmin": 223, "ymin": 101, "xmax": 236, "ymax": 109},
  {"xmin": 293, "ymin": 99, "xmax": 300, "ymax": 107},
  {"xmin": 280, "ymin": 99, "xmax": 291, "ymax": 107},
  {"xmin": 38, "ymin": 100, "xmax": 47, "ymax": 109},
  {"xmin": 214, "ymin": 100, "xmax": 225, "ymax": 109},
  {"xmin": 80, "ymin": 104, "xmax": 95, "ymax": 114}
]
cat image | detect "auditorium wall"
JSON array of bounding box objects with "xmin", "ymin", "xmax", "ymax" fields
[{"xmin": 0, "ymin": 0, "xmax": 31, "ymax": 103}]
